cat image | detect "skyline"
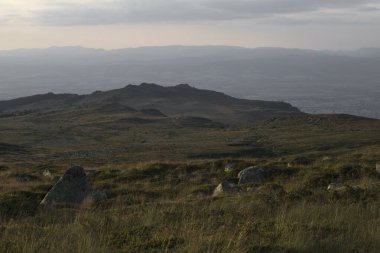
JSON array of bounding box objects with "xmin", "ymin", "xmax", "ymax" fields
[
  {"xmin": 1, "ymin": 44, "xmax": 379, "ymax": 53},
  {"xmin": 0, "ymin": 0, "xmax": 380, "ymax": 50}
]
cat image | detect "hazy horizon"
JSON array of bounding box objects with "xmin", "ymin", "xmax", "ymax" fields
[
  {"xmin": 1, "ymin": 1, "xmax": 379, "ymax": 118},
  {"xmin": 1, "ymin": 44, "xmax": 379, "ymax": 52},
  {"xmin": 0, "ymin": 45, "xmax": 379, "ymax": 119},
  {"xmin": 1, "ymin": 0, "xmax": 380, "ymax": 50}
]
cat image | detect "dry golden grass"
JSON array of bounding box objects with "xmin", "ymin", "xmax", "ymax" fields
[{"xmin": 0, "ymin": 113, "xmax": 379, "ymax": 252}]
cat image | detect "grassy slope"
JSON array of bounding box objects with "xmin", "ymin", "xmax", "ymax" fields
[{"xmin": 0, "ymin": 109, "xmax": 379, "ymax": 253}]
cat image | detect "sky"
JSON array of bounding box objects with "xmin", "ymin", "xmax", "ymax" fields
[{"xmin": 0, "ymin": 0, "xmax": 380, "ymax": 50}]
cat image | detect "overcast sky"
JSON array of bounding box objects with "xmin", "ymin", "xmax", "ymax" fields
[{"xmin": 1, "ymin": 0, "xmax": 380, "ymax": 50}]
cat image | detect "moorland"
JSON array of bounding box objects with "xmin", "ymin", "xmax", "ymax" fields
[{"xmin": 0, "ymin": 84, "xmax": 379, "ymax": 253}]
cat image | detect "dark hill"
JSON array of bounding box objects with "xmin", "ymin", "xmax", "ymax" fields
[
  {"xmin": 0, "ymin": 83, "xmax": 301, "ymax": 123},
  {"xmin": 0, "ymin": 93, "xmax": 80, "ymax": 112}
]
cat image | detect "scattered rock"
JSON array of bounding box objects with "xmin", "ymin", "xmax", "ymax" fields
[
  {"xmin": 43, "ymin": 170, "xmax": 52, "ymax": 178},
  {"xmin": 327, "ymin": 183, "xmax": 349, "ymax": 192},
  {"xmin": 40, "ymin": 166, "xmax": 91, "ymax": 206},
  {"xmin": 91, "ymin": 190, "xmax": 108, "ymax": 203},
  {"xmin": 322, "ymin": 156, "xmax": 332, "ymax": 161},
  {"xmin": 224, "ymin": 163, "xmax": 235, "ymax": 173},
  {"xmin": 238, "ymin": 166, "xmax": 276, "ymax": 185},
  {"xmin": 213, "ymin": 182, "xmax": 239, "ymax": 197}
]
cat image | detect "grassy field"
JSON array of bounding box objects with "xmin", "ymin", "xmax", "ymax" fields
[{"xmin": 0, "ymin": 109, "xmax": 379, "ymax": 252}]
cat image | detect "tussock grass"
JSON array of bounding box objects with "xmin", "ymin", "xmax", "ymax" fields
[
  {"xmin": 1, "ymin": 197, "xmax": 380, "ymax": 252},
  {"xmin": 0, "ymin": 113, "xmax": 379, "ymax": 252}
]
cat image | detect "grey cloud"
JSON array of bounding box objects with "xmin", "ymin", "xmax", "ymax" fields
[
  {"xmin": 35, "ymin": 0, "xmax": 380, "ymax": 26},
  {"xmin": 0, "ymin": 14, "xmax": 24, "ymax": 25},
  {"xmin": 204, "ymin": 0, "xmax": 373, "ymax": 13},
  {"xmin": 357, "ymin": 6, "xmax": 380, "ymax": 11},
  {"xmin": 263, "ymin": 15, "xmax": 380, "ymax": 26}
]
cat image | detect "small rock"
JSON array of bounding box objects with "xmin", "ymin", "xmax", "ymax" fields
[
  {"xmin": 327, "ymin": 183, "xmax": 349, "ymax": 192},
  {"xmin": 40, "ymin": 166, "xmax": 91, "ymax": 206},
  {"xmin": 213, "ymin": 182, "xmax": 239, "ymax": 197},
  {"xmin": 238, "ymin": 166, "xmax": 276, "ymax": 185},
  {"xmin": 224, "ymin": 163, "xmax": 235, "ymax": 173},
  {"xmin": 43, "ymin": 170, "xmax": 52, "ymax": 178},
  {"xmin": 376, "ymin": 162, "xmax": 380, "ymax": 173},
  {"xmin": 91, "ymin": 190, "xmax": 107, "ymax": 203},
  {"xmin": 322, "ymin": 156, "xmax": 332, "ymax": 161}
]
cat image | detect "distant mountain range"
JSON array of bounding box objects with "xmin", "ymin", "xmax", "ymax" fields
[
  {"xmin": 0, "ymin": 46, "xmax": 379, "ymax": 119},
  {"xmin": 0, "ymin": 83, "xmax": 301, "ymax": 124}
]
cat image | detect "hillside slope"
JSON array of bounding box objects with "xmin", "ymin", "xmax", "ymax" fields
[{"xmin": 0, "ymin": 83, "xmax": 301, "ymax": 123}]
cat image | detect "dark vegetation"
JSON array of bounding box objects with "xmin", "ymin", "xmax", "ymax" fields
[
  {"xmin": 0, "ymin": 83, "xmax": 301, "ymax": 124},
  {"xmin": 0, "ymin": 85, "xmax": 379, "ymax": 252}
]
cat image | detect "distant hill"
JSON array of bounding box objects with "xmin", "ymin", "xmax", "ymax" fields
[
  {"xmin": 340, "ymin": 48, "xmax": 380, "ymax": 58},
  {"xmin": 0, "ymin": 83, "xmax": 301, "ymax": 123},
  {"xmin": 0, "ymin": 46, "xmax": 379, "ymax": 118}
]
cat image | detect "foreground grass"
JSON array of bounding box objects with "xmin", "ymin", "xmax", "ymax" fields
[
  {"xmin": 1, "ymin": 197, "xmax": 379, "ymax": 253},
  {"xmin": 1, "ymin": 158, "xmax": 379, "ymax": 253},
  {"xmin": 0, "ymin": 113, "xmax": 379, "ymax": 252}
]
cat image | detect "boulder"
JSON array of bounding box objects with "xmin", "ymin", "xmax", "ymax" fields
[
  {"xmin": 40, "ymin": 166, "xmax": 91, "ymax": 206},
  {"xmin": 213, "ymin": 182, "xmax": 239, "ymax": 197},
  {"xmin": 238, "ymin": 166, "xmax": 275, "ymax": 185},
  {"xmin": 376, "ymin": 162, "xmax": 380, "ymax": 173}
]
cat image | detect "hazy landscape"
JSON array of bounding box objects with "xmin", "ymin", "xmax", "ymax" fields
[
  {"xmin": 1, "ymin": 0, "xmax": 380, "ymax": 252},
  {"xmin": 0, "ymin": 46, "xmax": 379, "ymax": 119}
]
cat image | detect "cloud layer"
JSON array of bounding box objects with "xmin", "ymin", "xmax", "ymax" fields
[
  {"xmin": 1, "ymin": 0, "xmax": 379, "ymax": 51},
  {"xmin": 1, "ymin": 0, "xmax": 380, "ymax": 26}
]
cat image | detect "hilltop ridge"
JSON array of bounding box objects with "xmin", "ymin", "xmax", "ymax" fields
[{"xmin": 0, "ymin": 83, "xmax": 301, "ymax": 123}]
